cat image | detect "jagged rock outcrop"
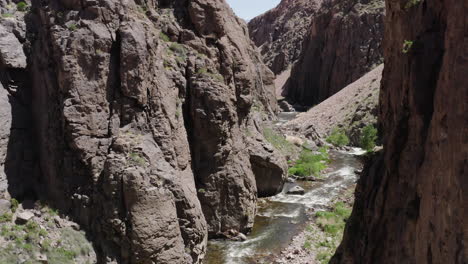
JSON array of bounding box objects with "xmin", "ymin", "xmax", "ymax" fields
[
  {"xmin": 248, "ymin": 0, "xmax": 321, "ymax": 75},
  {"xmin": 285, "ymin": 0, "xmax": 384, "ymax": 106},
  {"xmin": 0, "ymin": 0, "xmax": 287, "ymax": 263},
  {"xmin": 332, "ymin": 0, "xmax": 467, "ymax": 263},
  {"xmin": 0, "ymin": 9, "xmax": 39, "ymax": 200},
  {"xmin": 286, "ymin": 65, "xmax": 382, "ymax": 146}
]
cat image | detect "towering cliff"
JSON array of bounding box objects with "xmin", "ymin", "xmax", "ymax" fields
[
  {"xmin": 332, "ymin": 0, "xmax": 467, "ymax": 263},
  {"xmin": 285, "ymin": 0, "xmax": 384, "ymax": 106},
  {"xmin": 0, "ymin": 0, "xmax": 287, "ymax": 263},
  {"xmin": 248, "ymin": 0, "xmax": 320, "ymax": 75}
]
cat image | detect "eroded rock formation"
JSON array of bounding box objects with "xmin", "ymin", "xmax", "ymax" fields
[
  {"xmin": 285, "ymin": 0, "xmax": 384, "ymax": 106},
  {"xmin": 332, "ymin": 0, "xmax": 467, "ymax": 263},
  {"xmin": 0, "ymin": 0, "xmax": 287, "ymax": 263},
  {"xmin": 248, "ymin": 0, "xmax": 321, "ymax": 75}
]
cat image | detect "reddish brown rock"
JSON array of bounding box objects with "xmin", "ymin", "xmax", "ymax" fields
[
  {"xmin": 248, "ymin": 0, "xmax": 322, "ymax": 75},
  {"xmin": 0, "ymin": 0, "xmax": 286, "ymax": 263},
  {"xmin": 332, "ymin": 0, "xmax": 467, "ymax": 263},
  {"xmin": 285, "ymin": 0, "xmax": 384, "ymax": 106}
]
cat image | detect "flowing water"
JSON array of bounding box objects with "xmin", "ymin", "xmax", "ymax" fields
[{"xmin": 204, "ymin": 112, "xmax": 365, "ymax": 264}]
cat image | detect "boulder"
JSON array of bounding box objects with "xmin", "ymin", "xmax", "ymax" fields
[
  {"xmin": 16, "ymin": 210, "xmax": 34, "ymax": 224},
  {"xmin": 286, "ymin": 186, "xmax": 305, "ymax": 195}
]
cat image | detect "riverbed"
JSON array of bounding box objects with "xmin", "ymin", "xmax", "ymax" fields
[{"xmin": 204, "ymin": 148, "xmax": 365, "ymax": 264}]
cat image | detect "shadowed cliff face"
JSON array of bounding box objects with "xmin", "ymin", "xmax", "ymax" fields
[
  {"xmin": 332, "ymin": 0, "xmax": 467, "ymax": 263},
  {"xmin": 0, "ymin": 0, "xmax": 287, "ymax": 263},
  {"xmin": 285, "ymin": 0, "xmax": 384, "ymax": 106}
]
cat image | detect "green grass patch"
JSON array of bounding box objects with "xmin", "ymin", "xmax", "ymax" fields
[
  {"xmin": 1, "ymin": 13, "xmax": 14, "ymax": 18},
  {"xmin": 196, "ymin": 67, "xmax": 224, "ymax": 82},
  {"xmin": 315, "ymin": 202, "xmax": 351, "ymax": 237},
  {"xmin": 129, "ymin": 152, "xmax": 146, "ymax": 166},
  {"xmin": 0, "ymin": 213, "xmax": 12, "ymax": 223},
  {"xmin": 169, "ymin": 43, "xmax": 187, "ymax": 62},
  {"xmin": 160, "ymin": 32, "xmax": 170, "ymax": 42},
  {"xmin": 326, "ymin": 128, "xmax": 349, "ymax": 147},
  {"xmin": 288, "ymin": 147, "xmax": 329, "ymax": 177},
  {"xmin": 262, "ymin": 127, "xmax": 297, "ymax": 157}
]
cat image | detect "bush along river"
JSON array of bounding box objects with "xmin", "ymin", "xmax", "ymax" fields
[{"xmin": 204, "ymin": 146, "xmax": 366, "ymax": 264}]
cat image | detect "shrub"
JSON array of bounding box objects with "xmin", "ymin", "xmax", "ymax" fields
[
  {"xmin": 360, "ymin": 125, "xmax": 378, "ymax": 152},
  {"xmin": 402, "ymin": 40, "xmax": 413, "ymax": 53},
  {"xmin": 16, "ymin": 1, "xmax": 27, "ymax": 11},
  {"xmin": 288, "ymin": 147, "xmax": 329, "ymax": 177},
  {"xmin": 129, "ymin": 152, "xmax": 146, "ymax": 166},
  {"xmin": 1, "ymin": 13, "xmax": 14, "ymax": 18},
  {"xmin": 326, "ymin": 128, "xmax": 349, "ymax": 147},
  {"xmin": 10, "ymin": 198, "xmax": 19, "ymax": 213},
  {"xmin": 67, "ymin": 23, "xmax": 78, "ymax": 31}
]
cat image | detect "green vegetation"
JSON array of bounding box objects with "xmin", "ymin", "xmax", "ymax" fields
[
  {"xmin": 16, "ymin": 1, "xmax": 28, "ymax": 11},
  {"xmin": 313, "ymin": 202, "xmax": 353, "ymax": 264},
  {"xmin": 11, "ymin": 198, "xmax": 19, "ymax": 213},
  {"xmin": 169, "ymin": 42, "xmax": 188, "ymax": 62},
  {"xmin": 1, "ymin": 217, "xmax": 93, "ymax": 264},
  {"xmin": 316, "ymin": 202, "xmax": 352, "ymax": 236},
  {"xmin": 1, "ymin": 13, "xmax": 14, "ymax": 18},
  {"xmin": 402, "ymin": 40, "xmax": 413, "ymax": 53},
  {"xmin": 0, "ymin": 213, "xmax": 12, "ymax": 223},
  {"xmin": 405, "ymin": 0, "xmax": 421, "ymax": 9},
  {"xmin": 288, "ymin": 147, "xmax": 329, "ymax": 178},
  {"xmin": 67, "ymin": 23, "xmax": 78, "ymax": 31},
  {"xmin": 198, "ymin": 188, "xmax": 206, "ymax": 194},
  {"xmin": 326, "ymin": 128, "xmax": 349, "ymax": 147},
  {"xmin": 262, "ymin": 127, "xmax": 297, "ymax": 157},
  {"xmin": 360, "ymin": 125, "xmax": 378, "ymax": 152},
  {"xmin": 129, "ymin": 152, "xmax": 146, "ymax": 166},
  {"xmin": 160, "ymin": 32, "xmax": 170, "ymax": 42},
  {"xmin": 196, "ymin": 67, "xmax": 224, "ymax": 82}
]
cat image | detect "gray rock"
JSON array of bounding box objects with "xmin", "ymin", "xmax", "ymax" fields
[
  {"xmin": 16, "ymin": 211, "xmax": 34, "ymax": 224},
  {"xmin": 0, "ymin": 199, "xmax": 11, "ymax": 215},
  {"xmin": 0, "ymin": 24, "xmax": 26, "ymax": 69},
  {"xmin": 286, "ymin": 186, "xmax": 305, "ymax": 195}
]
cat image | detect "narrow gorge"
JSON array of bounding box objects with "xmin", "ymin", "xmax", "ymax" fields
[{"xmin": 0, "ymin": 0, "xmax": 465, "ymax": 263}]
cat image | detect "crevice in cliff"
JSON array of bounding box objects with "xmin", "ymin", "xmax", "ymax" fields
[{"xmin": 107, "ymin": 30, "xmax": 122, "ymax": 138}]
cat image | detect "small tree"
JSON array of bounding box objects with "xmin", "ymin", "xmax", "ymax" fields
[{"xmin": 360, "ymin": 125, "xmax": 378, "ymax": 152}]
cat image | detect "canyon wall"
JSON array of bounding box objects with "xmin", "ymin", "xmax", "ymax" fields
[
  {"xmin": 0, "ymin": 0, "xmax": 286, "ymax": 263},
  {"xmin": 285, "ymin": 0, "xmax": 384, "ymax": 106},
  {"xmin": 248, "ymin": 0, "xmax": 320, "ymax": 75},
  {"xmin": 332, "ymin": 0, "xmax": 467, "ymax": 263}
]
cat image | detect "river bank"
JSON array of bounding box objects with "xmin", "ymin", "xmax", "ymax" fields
[{"xmin": 204, "ymin": 148, "xmax": 364, "ymax": 264}]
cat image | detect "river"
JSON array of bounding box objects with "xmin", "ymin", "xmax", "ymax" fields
[{"xmin": 204, "ymin": 143, "xmax": 365, "ymax": 264}]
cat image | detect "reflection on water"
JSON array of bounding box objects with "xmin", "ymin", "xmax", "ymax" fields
[{"xmin": 204, "ymin": 149, "xmax": 364, "ymax": 264}]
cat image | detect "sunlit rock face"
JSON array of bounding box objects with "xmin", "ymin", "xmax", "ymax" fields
[
  {"xmin": 332, "ymin": 0, "xmax": 467, "ymax": 263},
  {"xmin": 0, "ymin": 0, "xmax": 287, "ymax": 262}
]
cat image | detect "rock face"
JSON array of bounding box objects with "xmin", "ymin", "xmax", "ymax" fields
[
  {"xmin": 0, "ymin": 0, "xmax": 287, "ymax": 263},
  {"xmin": 285, "ymin": 0, "xmax": 384, "ymax": 106},
  {"xmin": 248, "ymin": 0, "xmax": 321, "ymax": 75},
  {"xmin": 286, "ymin": 65, "xmax": 382, "ymax": 146},
  {"xmin": 332, "ymin": 0, "xmax": 467, "ymax": 263}
]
